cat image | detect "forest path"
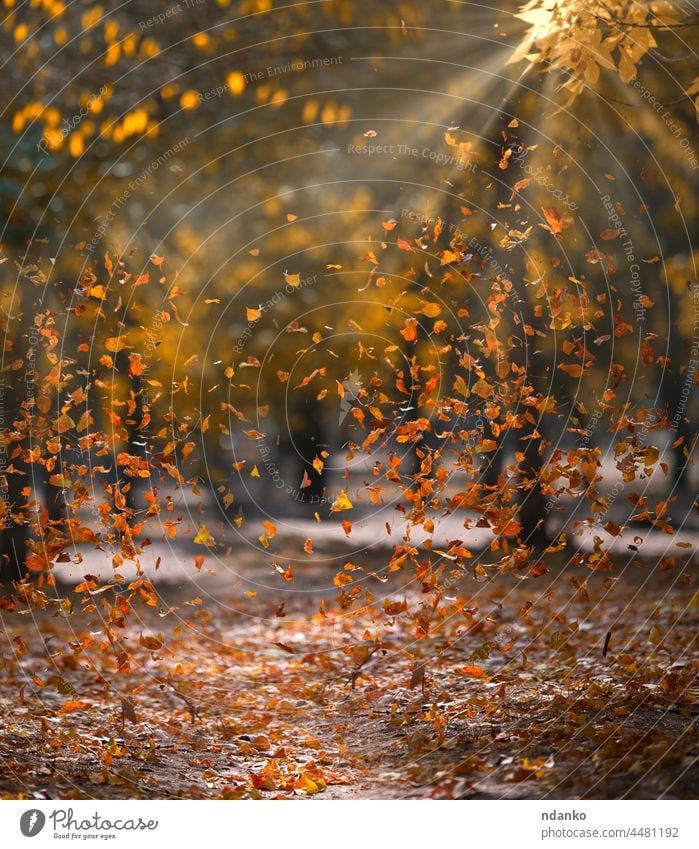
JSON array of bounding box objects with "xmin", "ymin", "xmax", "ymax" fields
[{"xmin": 1, "ymin": 557, "xmax": 697, "ymax": 800}]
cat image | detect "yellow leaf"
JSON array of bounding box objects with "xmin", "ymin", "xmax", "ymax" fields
[
  {"xmin": 472, "ymin": 378, "xmax": 493, "ymax": 399},
  {"xmin": 330, "ymin": 490, "xmax": 353, "ymax": 513},
  {"xmin": 301, "ymin": 774, "xmax": 326, "ymax": 795},
  {"xmin": 55, "ymin": 413, "xmax": 76, "ymax": 433},
  {"xmin": 584, "ymin": 60, "xmax": 600, "ymax": 85},
  {"xmin": 619, "ymin": 55, "xmax": 636, "ymax": 84},
  {"xmin": 104, "ymin": 336, "xmax": 127, "ymax": 353},
  {"xmin": 440, "ymin": 250, "xmax": 459, "ymax": 265},
  {"xmin": 193, "ymin": 526, "xmax": 215, "ymax": 546}
]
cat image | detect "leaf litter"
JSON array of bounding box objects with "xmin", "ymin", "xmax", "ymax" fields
[{"xmin": 1, "ymin": 560, "xmax": 697, "ymax": 800}]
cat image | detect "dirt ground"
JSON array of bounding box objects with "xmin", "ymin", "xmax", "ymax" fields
[{"xmin": 1, "ymin": 553, "xmax": 697, "ymax": 800}]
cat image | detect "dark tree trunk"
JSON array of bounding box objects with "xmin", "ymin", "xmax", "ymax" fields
[
  {"xmin": 123, "ymin": 373, "xmax": 146, "ymax": 510},
  {"xmin": 491, "ymin": 99, "xmax": 550, "ymax": 547},
  {"xmin": 0, "ymin": 384, "xmax": 28, "ymax": 583},
  {"xmin": 515, "ymin": 412, "xmax": 550, "ymax": 546},
  {"xmin": 289, "ymin": 396, "xmax": 328, "ymax": 507},
  {"xmin": 0, "ymin": 501, "xmax": 28, "ymax": 584},
  {"xmin": 42, "ymin": 453, "xmax": 68, "ymax": 525},
  {"xmin": 662, "ymin": 368, "xmax": 694, "ymax": 494}
]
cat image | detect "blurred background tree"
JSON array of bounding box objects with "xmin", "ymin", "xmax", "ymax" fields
[{"xmin": 1, "ymin": 0, "xmax": 697, "ymax": 580}]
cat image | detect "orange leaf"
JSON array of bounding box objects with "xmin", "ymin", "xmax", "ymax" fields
[
  {"xmin": 140, "ymin": 634, "xmax": 162, "ymax": 651},
  {"xmin": 61, "ymin": 700, "xmax": 90, "ymax": 713},
  {"xmin": 104, "ymin": 336, "xmax": 127, "ymax": 353},
  {"xmin": 128, "ymin": 353, "xmax": 145, "ymax": 377},
  {"xmin": 541, "ymin": 207, "xmax": 572, "ymax": 236},
  {"xmin": 400, "ymin": 318, "xmax": 418, "ymax": 343},
  {"xmin": 461, "ymin": 665, "xmax": 486, "ymax": 678},
  {"xmin": 558, "ymin": 363, "xmax": 584, "ymax": 378}
]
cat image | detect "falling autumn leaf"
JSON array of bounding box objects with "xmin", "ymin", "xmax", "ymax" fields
[
  {"xmin": 540, "ymin": 207, "xmax": 573, "ymax": 236},
  {"xmin": 330, "ymin": 490, "xmax": 353, "ymax": 513},
  {"xmin": 194, "ymin": 526, "xmax": 215, "ymax": 546}
]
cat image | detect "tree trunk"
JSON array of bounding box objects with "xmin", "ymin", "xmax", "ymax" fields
[
  {"xmin": 662, "ymin": 369, "xmax": 694, "ymax": 494},
  {"xmin": 0, "ymin": 379, "xmax": 28, "ymax": 583},
  {"xmin": 123, "ymin": 373, "xmax": 146, "ymax": 510},
  {"xmin": 289, "ymin": 395, "xmax": 328, "ymax": 508},
  {"xmin": 493, "ymin": 114, "xmax": 550, "ymax": 547},
  {"xmin": 0, "ymin": 513, "xmax": 28, "ymax": 584},
  {"xmin": 515, "ymin": 411, "xmax": 550, "ymax": 546}
]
